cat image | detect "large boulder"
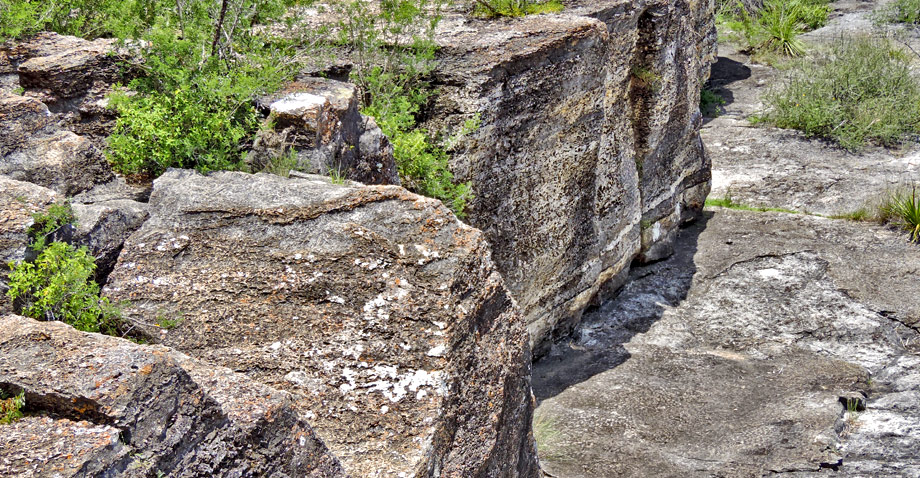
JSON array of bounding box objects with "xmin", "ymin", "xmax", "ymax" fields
[
  {"xmin": 425, "ymin": 0, "xmax": 717, "ymax": 352},
  {"xmin": 0, "ymin": 314, "xmax": 346, "ymax": 477},
  {"xmin": 252, "ymin": 77, "xmax": 400, "ymax": 186},
  {"xmin": 104, "ymin": 169, "xmax": 540, "ymax": 478},
  {"xmin": 1, "ymin": 128, "xmax": 114, "ymax": 196},
  {"xmin": 71, "ymin": 199, "xmax": 149, "ymax": 282}
]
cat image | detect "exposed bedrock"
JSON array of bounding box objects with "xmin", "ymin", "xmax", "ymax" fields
[
  {"xmin": 104, "ymin": 170, "xmax": 540, "ymax": 478},
  {"xmin": 0, "ymin": 314, "xmax": 346, "ymax": 477},
  {"xmin": 427, "ymin": 0, "xmax": 716, "ymax": 352}
]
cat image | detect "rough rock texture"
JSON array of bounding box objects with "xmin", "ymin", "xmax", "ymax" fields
[
  {"xmin": 533, "ymin": 209, "xmax": 920, "ymax": 477},
  {"xmin": 427, "ymin": 0, "xmax": 716, "ymax": 351},
  {"xmin": 0, "ymin": 32, "xmax": 127, "ymax": 140},
  {"xmin": 71, "ymin": 199, "xmax": 149, "ymax": 281},
  {"xmin": 0, "ymin": 314, "xmax": 346, "ymax": 478},
  {"xmin": 252, "ymin": 77, "xmax": 400, "ymax": 185},
  {"xmin": 0, "ymin": 176, "xmax": 57, "ymax": 313},
  {"xmin": 1, "ymin": 127, "xmax": 114, "ymax": 196},
  {"xmin": 104, "ymin": 169, "xmax": 539, "ymax": 478}
]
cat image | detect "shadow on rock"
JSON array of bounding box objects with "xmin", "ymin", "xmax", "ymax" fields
[
  {"xmin": 531, "ymin": 213, "xmax": 709, "ymax": 404},
  {"xmin": 702, "ymin": 56, "xmax": 750, "ymax": 125}
]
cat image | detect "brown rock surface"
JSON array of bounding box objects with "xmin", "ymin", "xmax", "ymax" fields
[
  {"xmin": 104, "ymin": 169, "xmax": 539, "ymax": 478},
  {"xmin": 0, "ymin": 314, "xmax": 346, "ymax": 477}
]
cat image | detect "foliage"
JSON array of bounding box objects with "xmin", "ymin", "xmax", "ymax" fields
[
  {"xmin": 755, "ymin": 37, "xmax": 920, "ymax": 150},
  {"xmin": 0, "ymin": 0, "xmax": 159, "ymax": 41},
  {"xmin": 337, "ymin": 0, "xmax": 473, "ymax": 217},
  {"xmin": 700, "ymin": 87, "xmax": 726, "ymax": 117},
  {"xmin": 879, "ymin": 186, "xmax": 920, "ymax": 242},
  {"xmin": 106, "ymin": 0, "xmax": 297, "ymax": 178},
  {"xmin": 874, "ymin": 0, "xmax": 920, "ymax": 24},
  {"xmin": 472, "ymin": 0, "xmax": 564, "ymax": 17},
  {"xmin": 705, "ymin": 195, "xmax": 798, "ymax": 214},
  {"xmin": 7, "ymin": 242, "xmax": 121, "ymax": 334},
  {"xmin": 28, "ymin": 202, "xmax": 75, "ymax": 252},
  {"xmin": 717, "ymin": 0, "xmax": 830, "ymax": 57},
  {"xmin": 0, "ymin": 390, "xmax": 25, "ymax": 425}
]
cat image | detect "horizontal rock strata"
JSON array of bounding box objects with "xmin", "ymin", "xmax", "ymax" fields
[{"xmin": 104, "ymin": 169, "xmax": 540, "ymax": 478}]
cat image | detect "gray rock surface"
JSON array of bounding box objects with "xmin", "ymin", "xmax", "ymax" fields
[
  {"xmin": 427, "ymin": 0, "xmax": 716, "ymax": 351},
  {"xmin": 533, "ymin": 210, "xmax": 920, "ymax": 477},
  {"xmin": 1, "ymin": 128, "xmax": 114, "ymax": 196},
  {"xmin": 104, "ymin": 169, "xmax": 539, "ymax": 478},
  {"xmin": 71, "ymin": 199, "xmax": 149, "ymax": 281},
  {"xmin": 252, "ymin": 77, "xmax": 400, "ymax": 185},
  {"xmin": 0, "ymin": 314, "xmax": 346, "ymax": 478}
]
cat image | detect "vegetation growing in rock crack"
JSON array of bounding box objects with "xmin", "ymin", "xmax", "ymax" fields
[
  {"xmin": 706, "ymin": 194, "xmax": 799, "ymax": 214},
  {"xmin": 337, "ymin": 0, "xmax": 473, "ymax": 216},
  {"xmin": 471, "ymin": 0, "xmax": 564, "ymax": 18},
  {"xmin": 700, "ymin": 87, "xmax": 727, "ymax": 117},
  {"xmin": 717, "ymin": 0, "xmax": 830, "ymax": 58},
  {"xmin": 755, "ymin": 36, "xmax": 920, "ymax": 150},
  {"xmin": 879, "ymin": 185, "xmax": 920, "ymax": 242},
  {"xmin": 0, "ymin": 390, "xmax": 25, "ymax": 425},
  {"xmin": 6, "ymin": 203, "xmax": 122, "ymax": 335}
]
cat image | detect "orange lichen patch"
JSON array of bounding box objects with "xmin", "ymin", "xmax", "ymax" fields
[{"xmin": 138, "ymin": 364, "xmax": 154, "ymax": 375}]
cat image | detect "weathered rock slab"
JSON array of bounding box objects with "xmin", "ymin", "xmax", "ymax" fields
[
  {"xmin": 0, "ymin": 314, "xmax": 346, "ymax": 478},
  {"xmin": 533, "ymin": 209, "xmax": 920, "ymax": 477},
  {"xmin": 104, "ymin": 169, "xmax": 539, "ymax": 478}
]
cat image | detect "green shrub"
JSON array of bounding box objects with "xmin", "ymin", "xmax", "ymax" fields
[
  {"xmin": 472, "ymin": 0, "xmax": 564, "ymax": 17},
  {"xmin": 337, "ymin": 0, "xmax": 473, "ymax": 217},
  {"xmin": 7, "ymin": 242, "xmax": 120, "ymax": 335},
  {"xmin": 875, "ymin": 0, "xmax": 920, "ymax": 24},
  {"xmin": 0, "ymin": 0, "xmax": 159, "ymax": 41},
  {"xmin": 879, "ymin": 186, "xmax": 920, "ymax": 242},
  {"xmin": 756, "ymin": 37, "xmax": 920, "ymax": 150},
  {"xmin": 28, "ymin": 202, "xmax": 75, "ymax": 252},
  {"xmin": 0, "ymin": 390, "xmax": 25, "ymax": 425}
]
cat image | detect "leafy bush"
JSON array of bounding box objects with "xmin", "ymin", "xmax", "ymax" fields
[
  {"xmin": 472, "ymin": 0, "xmax": 564, "ymax": 17},
  {"xmin": 0, "ymin": 390, "xmax": 25, "ymax": 425},
  {"xmin": 756, "ymin": 37, "xmax": 920, "ymax": 150},
  {"xmin": 718, "ymin": 0, "xmax": 830, "ymax": 57},
  {"xmin": 106, "ymin": 0, "xmax": 294, "ymax": 177},
  {"xmin": 28, "ymin": 202, "xmax": 75, "ymax": 252},
  {"xmin": 7, "ymin": 242, "xmax": 121, "ymax": 334},
  {"xmin": 875, "ymin": 0, "xmax": 920, "ymax": 24},
  {"xmin": 0, "ymin": 0, "xmax": 159, "ymax": 41},
  {"xmin": 337, "ymin": 0, "xmax": 473, "ymax": 216},
  {"xmin": 879, "ymin": 186, "xmax": 920, "ymax": 242}
]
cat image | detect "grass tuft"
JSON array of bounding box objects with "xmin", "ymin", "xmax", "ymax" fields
[
  {"xmin": 755, "ymin": 36, "xmax": 920, "ymax": 150},
  {"xmin": 879, "ymin": 186, "xmax": 920, "ymax": 242},
  {"xmin": 0, "ymin": 390, "xmax": 25, "ymax": 425},
  {"xmin": 874, "ymin": 0, "xmax": 920, "ymax": 24},
  {"xmin": 472, "ymin": 0, "xmax": 563, "ymax": 17},
  {"xmin": 705, "ymin": 195, "xmax": 799, "ymax": 214},
  {"xmin": 717, "ymin": 0, "xmax": 830, "ymax": 58}
]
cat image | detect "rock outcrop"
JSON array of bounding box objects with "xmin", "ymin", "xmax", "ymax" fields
[
  {"xmin": 0, "ymin": 314, "xmax": 346, "ymax": 477},
  {"xmin": 251, "ymin": 77, "xmax": 400, "ymax": 185},
  {"xmin": 427, "ymin": 0, "xmax": 717, "ymax": 351},
  {"xmin": 104, "ymin": 169, "xmax": 539, "ymax": 478}
]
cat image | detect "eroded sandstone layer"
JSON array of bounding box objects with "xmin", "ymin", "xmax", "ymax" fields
[
  {"xmin": 104, "ymin": 170, "xmax": 539, "ymax": 478},
  {"xmin": 428, "ymin": 0, "xmax": 717, "ymax": 351}
]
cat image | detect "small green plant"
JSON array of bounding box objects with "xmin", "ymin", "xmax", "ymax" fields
[
  {"xmin": 155, "ymin": 313, "xmax": 183, "ymax": 330},
  {"xmin": 7, "ymin": 242, "xmax": 121, "ymax": 335},
  {"xmin": 830, "ymin": 208, "xmax": 873, "ymax": 222},
  {"xmin": 28, "ymin": 202, "xmax": 75, "ymax": 252},
  {"xmin": 0, "ymin": 390, "xmax": 25, "ymax": 425},
  {"xmin": 755, "ymin": 37, "xmax": 920, "ymax": 150},
  {"xmin": 472, "ymin": 0, "xmax": 563, "ymax": 17},
  {"xmin": 328, "ymin": 165, "xmax": 347, "ymax": 184},
  {"xmin": 631, "ymin": 66, "xmax": 662, "ymax": 92},
  {"xmin": 12, "ymin": 86, "xmax": 24, "ymax": 95},
  {"xmin": 700, "ymin": 87, "xmax": 726, "ymax": 117},
  {"xmin": 705, "ymin": 195, "xmax": 799, "ymax": 214},
  {"xmin": 717, "ymin": 0, "xmax": 830, "ymax": 57},
  {"xmin": 879, "ymin": 186, "xmax": 920, "ymax": 242},
  {"xmin": 263, "ymin": 149, "xmax": 301, "ymax": 178}
]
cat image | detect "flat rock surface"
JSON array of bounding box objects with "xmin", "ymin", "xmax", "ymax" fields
[
  {"xmin": 534, "ymin": 210, "xmax": 920, "ymax": 477},
  {"xmin": 534, "ymin": 1, "xmax": 920, "ymax": 475}
]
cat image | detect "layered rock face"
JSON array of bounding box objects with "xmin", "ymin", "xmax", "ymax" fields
[
  {"xmin": 104, "ymin": 170, "xmax": 539, "ymax": 478},
  {"xmin": 429, "ymin": 0, "xmax": 716, "ymax": 351},
  {"xmin": 0, "ymin": 314, "xmax": 345, "ymax": 477}
]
